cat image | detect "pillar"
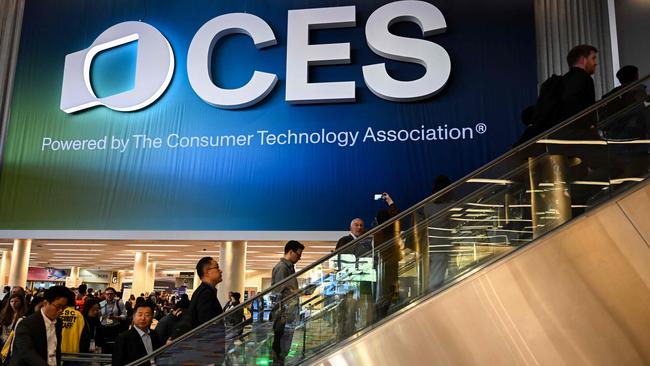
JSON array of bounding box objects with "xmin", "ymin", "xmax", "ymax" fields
[
  {"xmin": 193, "ymin": 272, "xmax": 201, "ymax": 292},
  {"xmin": 67, "ymin": 266, "xmax": 81, "ymax": 288},
  {"xmin": 132, "ymin": 252, "xmax": 149, "ymax": 297},
  {"xmin": 146, "ymin": 261, "xmax": 156, "ymax": 294},
  {"xmin": 0, "ymin": 251, "xmax": 11, "ymax": 287},
  {"xmin": 528, "ymin": 155, "xmax": 572, "ymax": 238},
  {"xmin": 8, "ymin": 239, "xmax": 31, "ymax": 288},
  {"xmin": 116, "ymin": 270, "xmax": 124, "ymax": 290},
  {"xmin": 217, "ymin": 241, "xmax": 247, "ymax": 305}
]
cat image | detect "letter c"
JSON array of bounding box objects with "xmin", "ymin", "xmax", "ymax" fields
[{"xmin": 187, "ymin": 13, "xmax": 278, "ymax": 109}]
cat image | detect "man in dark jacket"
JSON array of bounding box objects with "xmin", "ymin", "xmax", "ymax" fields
[
  {"xmin": 271, "ymin": 240, "xmax": 304, "ymax": 365},
  {"xmin": 189, "ymin": 256, "xmax": 224, "ymax": 327},
  {"xmin": 11, "ymin": 286, "xmax": 69, "ymax": 366},
  {"xmin": 112, "ymin": 301, "xmax": 161, "ymax": 366},
  {"xmin": 558, "ymin": 44, "xmax": 598, "ymax": 123}
]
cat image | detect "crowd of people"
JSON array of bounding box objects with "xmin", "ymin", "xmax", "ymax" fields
[
  {"xmin": 0, "ymin": 251, "xmax": 290, "ymax": 366},
  {"xmin": 0, "ymin": 279, "xmax": 213, "ymax": 365}
]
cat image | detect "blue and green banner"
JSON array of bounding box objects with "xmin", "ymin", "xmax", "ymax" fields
[{"xmin": 0, "ymin": 0, "xmax": 536, "ymax": 232}]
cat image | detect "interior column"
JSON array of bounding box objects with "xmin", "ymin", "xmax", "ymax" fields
[
  {"xmin": 132, "ymin": 251, "xmax": 149, "ymax": 296},
  {"xmin": 8, "ymin": 239, "xmax": 31, "ymax": 288},
  {"xmin": 0, "ymin": 251, "xmax": 11, "ymax": 287},
  {"xmin": 217, "ymin": 241, "xmax": 247, "ymax": 305}
]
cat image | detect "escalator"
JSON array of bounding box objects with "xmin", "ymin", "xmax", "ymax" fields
[{"xmin": 129, "ymin": 75, "xmax": 650, "ymax": 366}]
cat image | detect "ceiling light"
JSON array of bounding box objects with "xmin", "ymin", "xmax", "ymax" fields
[
  {"xmin": 126, "ymin": 244, "xmax": 191, "ymax": 247},
  {"xmin": 126, "ymin": 250, "xmax": 180, "ymax": 253},
  {"xmin": 50, "ymin": 249, "xmax": 104, "ymax": 252},
  {"xmin": 45, "ymin": 243, "xmax": 107, "ymax": 246}
]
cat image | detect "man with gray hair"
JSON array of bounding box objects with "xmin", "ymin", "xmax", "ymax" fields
[
  {"xmin": 336, "ymin": 218, "xmax": 373, "ymax": 258},
  {"xmin": 334, "ymin": 218, "xmax": 375, "ymax": 339}
]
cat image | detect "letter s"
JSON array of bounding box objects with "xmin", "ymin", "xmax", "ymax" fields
[{"xmin": 363, "ymin": 1, "xmax": 451, "ymax": 102}]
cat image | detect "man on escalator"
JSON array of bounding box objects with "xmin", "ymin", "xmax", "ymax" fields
[
  {"xmin": 335, "ymin": 218, "xmax": 375, "ymax": 338},
  {"xmin": 169, "ymin": 257, "xmax": 226, "ymax": 362},
  {"xmin": 270, "ymin": 241, "xmax": 304, "ymax": 366}
]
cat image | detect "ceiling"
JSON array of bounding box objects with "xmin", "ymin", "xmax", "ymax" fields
[{"xmin": 0, "ymin": 239, "xmax": 337, "ymax": 273}]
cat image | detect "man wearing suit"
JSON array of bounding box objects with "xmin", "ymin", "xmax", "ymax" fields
[
  {"xmin": 336, "ymin": 218, "xmax": 374, "ymax": 257},
  {"xmin": 335, "ymin": 218, "xmax": 375, "ymax": 336},
  {"xmin": 11, "ymin": 286, "xmax": 69, "ymax": 366},
  {"xmin": 190, "ymin": 256, "xmax": 224, "ymax": 327},
  {"xmin": 112, "ymin": 301, "xmax": 161, "ymax": 366}
]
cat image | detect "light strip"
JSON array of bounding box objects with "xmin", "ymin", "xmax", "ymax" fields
[
  {"xmin": 126, "ymin": 244, "xmax": 191, "ymax": 247},
  {"xmin": 465, "ymin": 208, "xmax": 495, "ymax": 213},
  {"xmin": 466, "ymin": 178, "xmax": 514, "ymax": 185},
  {"xmin": 45, "ymin": 243, "xmax": 107, "ymax": 246},
  {"xmin": 427, "ymin": 227, "xmax": 456, "ymax": 232},
  {"xmin": 50, "ymin": 249, "xmax": 104, "ymax": 252},
  {"xmin": 537, "ymin": 139, "xmax": 607, "ymax": 145},
  {"xmin": 489, "ymin": 229, "xmax": 533, "ymax": 234},
  {"xmin": 610, "ymin": 177, "xmax": 644, "ymax": 184},
  {"xmin": 572, "ymin": 180, "xmax": 610, "ymax": 186},
  {"xmin": 607, "ymin": 139, "xmax": 650, "ymax": 144},
  {"xmin": 429, "ymin": 235, "xmax": 503, "ymax": 240},
  {"xmin": 466, "ymin": 203, "xmax": 504, "ymax": 208},
  {"xmin": 126, "ymin": 250, "xmax": 180, "ymax": 253}
]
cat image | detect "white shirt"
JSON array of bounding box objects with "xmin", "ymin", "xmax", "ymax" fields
[
  {"xmin": 40, "ymin": 308, "xmax": 57, "ymax": 366},
  {"xmin": 134, "ymin": 326, "xmax": 155, "ymax": 365}
]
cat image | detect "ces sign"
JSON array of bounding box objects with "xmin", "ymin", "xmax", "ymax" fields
[{"xmin": 60, "ymin": 0, "xmax": 451, "ymax": 113}]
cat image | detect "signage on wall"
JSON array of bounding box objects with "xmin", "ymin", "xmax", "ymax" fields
[
  {"xmin": 61, "ymin": 1, "xmax": 451, "ymax": 113},
  {"xmin": 0, "ymin": 0, "xmax": 537, "ymax": 234}
]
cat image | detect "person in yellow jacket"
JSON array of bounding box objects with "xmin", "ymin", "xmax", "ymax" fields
[{"xmin": 59, "ymin": 291, "xmax": 85, "ymax": 353}]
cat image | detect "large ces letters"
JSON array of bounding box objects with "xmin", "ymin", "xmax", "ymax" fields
[{"xmin": 60, "ymin": 1, "xmax": 451, "ymax": 113}]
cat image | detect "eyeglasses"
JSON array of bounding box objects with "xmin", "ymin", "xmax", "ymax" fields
[
  {"xmin": 51, "ymin": 303, "xmax": 67, "ymax": 311},
  {"xmin": 106, "ymin": 292, "xmax": 115, "ymax": 296},
  {"xmin": 206, "ymin": 266, "xmax": 219, "ymax": 271}
]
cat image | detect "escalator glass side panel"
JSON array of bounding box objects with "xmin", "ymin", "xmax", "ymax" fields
[{"xmin": 131, "ymin": 77, "xmax": 650, "ymax": 366}]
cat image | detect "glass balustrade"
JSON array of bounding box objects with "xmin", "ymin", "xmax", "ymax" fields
[{"xmin": 127, "ymin": 75, "xmax": 649, "ymax": 366}]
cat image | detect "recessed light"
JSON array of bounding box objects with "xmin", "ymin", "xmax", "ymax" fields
[
  {"xmin": 45, "ymin": 243, "xmax": 107, "ymax": 246},
  {"xmin": 49, "ymin": 249, "xmax": 104, "ymax": 252},
  {"xmin": 126, "ymin": 244, "xmax": 191, "ymax": 247}
]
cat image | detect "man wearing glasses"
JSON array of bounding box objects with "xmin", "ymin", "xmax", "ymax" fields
[
  {"xmin": 11, "ymin": 285, "xmax": 70, "ymax": 366},
  {"xmin": 100, "ymin": 287, "xmax": 127, "ymax": 352},
  {"xmin": 189, "ymin": 257, "xmax": 224, "ymax": 328}
]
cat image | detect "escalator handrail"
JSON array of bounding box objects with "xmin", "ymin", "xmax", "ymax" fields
[{"xmin": 126, "ymin": 74, "xmax": 650, "ymax": 366}]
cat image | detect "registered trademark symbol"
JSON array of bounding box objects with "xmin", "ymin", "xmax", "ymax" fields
[{"xmin": 475, "ymin": 123, "xmax": 487, "ymax": 134}]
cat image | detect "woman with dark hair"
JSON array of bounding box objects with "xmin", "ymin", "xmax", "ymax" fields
[
  {"xmin": 80, "ymin": 299, "xmax": 105, "ymax": 353},
  {"xmin": 0, "ymin": 294, "xmax": 26, "ymax": 346}
]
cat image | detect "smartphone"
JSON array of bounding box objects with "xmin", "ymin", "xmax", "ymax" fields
[{"xmin": 374, "ymin": 194, "xmax": 383, "ymax": 201}]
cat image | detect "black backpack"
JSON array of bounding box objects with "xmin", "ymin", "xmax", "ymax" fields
[{"xmin": 531, "ymin": 74, "xmax": 564, "ymax": 131}]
